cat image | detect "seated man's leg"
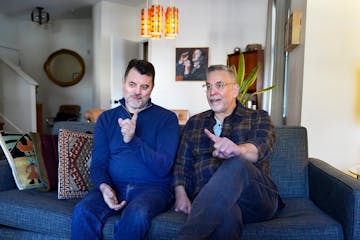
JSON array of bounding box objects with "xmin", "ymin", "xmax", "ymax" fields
[
  {"xmin": 238, "ymin": 169, "xmax": 280, "ymax": 224},
  {"xmin": 71, "ymin": 189, "xmax": 116, "ymax": 240},
  {"xmin": 210, "ymin": 204, "xmax": 243, "ymax": 240},
  {"xmin": 113, "ymin": 186, "xmax": 171, "ymax": 240},
  {"xmin": 176, "ymin": 157, "xmax": 279, "ymax": 240}
]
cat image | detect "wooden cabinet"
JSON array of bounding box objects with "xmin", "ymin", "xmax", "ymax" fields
[{"xmin": 227, "ymin": 50, "xmax": 264, "ymax": 108}]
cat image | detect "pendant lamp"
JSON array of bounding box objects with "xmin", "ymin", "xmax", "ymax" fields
[{"xmin": 140, "ymin": 0, "xmax": 178, "ymax": 39}]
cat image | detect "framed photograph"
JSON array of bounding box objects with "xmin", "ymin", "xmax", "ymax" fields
[{"xmin": 175, "ymin": 47, "xmax": 209, "ymax": 81}]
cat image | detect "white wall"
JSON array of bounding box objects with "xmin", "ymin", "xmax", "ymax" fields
[
  {"xmin": 149, "ymin": 0, "xmax": 268, "ymax": 115},
  {"xmin": 0, "ymin": 14, "xmax": 19, "ymax": 64},
  {"xmin": 94, "ymin": 0, "xmax": 268, "ymax": 115},
  {"xmin": 0, "ymin": 15, "xmax": 93, "ymax": 131},
  {"xmin": 301, "ymin": 0, "xmax": 360, "ymax": 169},
  {"xmin": 0, "ymin": 59, "xmax": 38, "ymax": 132},
  {"xmin": 93, "ymin": 1, "xmax": 138, "ymax": 109},
  {"xmin": 17, "ymin": 19, "xmax": 92, "ymax": 129}
]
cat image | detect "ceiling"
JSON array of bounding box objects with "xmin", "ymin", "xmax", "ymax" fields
[{"xmin": 0, "ymin": 0, "xmax": 144, "ymax": 20}]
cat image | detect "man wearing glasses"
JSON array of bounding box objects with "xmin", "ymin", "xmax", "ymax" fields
[{"xmin": 173, "ymin": 64, "xmax": 283, "ymax": 239}]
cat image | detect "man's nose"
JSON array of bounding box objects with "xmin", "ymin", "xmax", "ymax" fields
[
  {"xmin": 134, "ymin": 86, "xmax": 141, "ymax": 94},
  {"xmin": 208, "ymin": 86, "xmax": 217, "ymax": 95}
]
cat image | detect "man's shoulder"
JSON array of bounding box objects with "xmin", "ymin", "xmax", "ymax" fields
[
  {"xmin": 149, "ymin": 103, "xmax": 176, "ymax": 116},
  {"xmin": 145, "ymin": 104, "xmax": 179, "ymax": 124},
  {"xmin": 191, "ymin": 109, "xmax": 212, "ymax": 119},
  {"xmin": 184, "ymin": 110, "xmax": 211, "ymax": 128}
]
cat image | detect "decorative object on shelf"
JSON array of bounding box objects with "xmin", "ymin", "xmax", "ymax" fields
[
  {"xmin": 233, "ymin": 47, "xmax": 241, "ymax": 53},
  {"xmin": 31, "ymin": 7, "xmax": 49, "ymax": 25},
  {"xmin": 229, "ymin": 52, "xmax": 276, "ymax": 107},
  {"xmin": 246, "ymin": 43, "xmax": 262, "ymax": 52},
  {"xmin": 285, "ymin": 10, "xmax": 302, "ymax": 51},
  {"xmin": 44, "ymin": 49, "xmax": 85, "ymax": 87},
  {"xmin": 175, "ymin": 47, "xmax": 209, "ymax": 81},
  {"xmin": 140, "ymin": 0, "xmax": 179, "ymax": 39}
]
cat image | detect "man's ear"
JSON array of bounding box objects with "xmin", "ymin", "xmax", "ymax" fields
[{"xmin": 233, "ymin": 83, "xmax": 240, "ymax": 97}]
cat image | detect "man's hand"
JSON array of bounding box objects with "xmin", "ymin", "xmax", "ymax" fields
[
  {"xmin": 184, "ymin": 59, "xmax": 191, "ymax": 75},
  {"xmin": 99, "ymin": 183, "xmax": 126, "ymax": 211},
  {"xmin": 174, "ymin": 185, "xmax": 192, "ymax": 214},
  {"xmin": 178, "ymin": 51, "xmax": 189, "ymax": 64},
  {"xmin": 204, "ymin": 128, "xmax": 239, "ymax": 159},
  {"xmin": 204, "ymin": 128, "xmax": 259, "ymax": 162},
  {"xmin": 118, "ymin": 110, "xmax": 138, "ymax": 143}
]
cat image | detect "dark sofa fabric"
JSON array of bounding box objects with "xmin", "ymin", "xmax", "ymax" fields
[{"xmin": 0, "ymin": 122, "xmax": 359, "ymax": 240}]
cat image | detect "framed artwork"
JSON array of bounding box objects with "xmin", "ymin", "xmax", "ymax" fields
[{"xmin": 175, "ymin": 47, "xmax": 209, "ymax": 81}]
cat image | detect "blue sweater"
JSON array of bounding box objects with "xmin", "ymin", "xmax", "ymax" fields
[{"xmin": 90, "ymin": 99, "xmax": 180, "ymax": 189}]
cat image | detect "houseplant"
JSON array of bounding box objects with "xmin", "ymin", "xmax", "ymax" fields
[{"xmin": 229, "ymin": 52, "xmax": 276, "ymax": 107}]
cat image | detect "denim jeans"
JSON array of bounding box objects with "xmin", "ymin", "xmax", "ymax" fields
[
  {"xmin": 71, "ymin": 183, "xmax": 171, "ymax": 240},
  {"xmin": 175, "ymin": 157, "xmax": 281, "ymax": 240}
]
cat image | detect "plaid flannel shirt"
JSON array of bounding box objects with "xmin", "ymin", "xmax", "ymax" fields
[{"xmin": 173, "ymin": 102, "xmax": 275, "ymax": 199}]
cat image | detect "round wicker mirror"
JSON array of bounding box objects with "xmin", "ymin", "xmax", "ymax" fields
[{"xmin": 44, "ymin": 49, "xmax": 85, "ymax": 87}]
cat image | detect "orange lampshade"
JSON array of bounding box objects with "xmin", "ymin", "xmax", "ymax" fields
[
  {"xmin": 150, "ymin": 4, "xmax": 163, "ymax": 38},
  {"xmin": 140, "ymin": 0, "xmax": 178, "ymax": 39},
  {"xmin": 165, "ymin": 6, "xmax": 178, "ymax": 39},
  {"xmin": 140, "ymin": 8, "xmax": 151, "ymax": 37}
]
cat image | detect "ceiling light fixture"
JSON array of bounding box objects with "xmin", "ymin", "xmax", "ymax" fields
[
  {"xmin": 31, "ymin": 7, "xmax": 50, "ymax": 25},
  {"xmin": 140, "ymin": 0, "xmax": 178, "ymax": 39}
]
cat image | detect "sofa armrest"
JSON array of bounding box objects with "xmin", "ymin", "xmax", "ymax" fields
[
  {"xmin": 309, "ymin": 157, "xmax": 360, "ymax": 240},
  {"xmin": 0, "ymin": 159, "xmax": 16, "ymax": 191}
]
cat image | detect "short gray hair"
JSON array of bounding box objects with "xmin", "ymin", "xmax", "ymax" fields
[{"xmin": 207, "ymin": 64, "xmax": 237, "ymax": 83}]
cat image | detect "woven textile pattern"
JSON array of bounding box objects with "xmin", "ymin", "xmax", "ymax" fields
[{"xmin": 58, "ymin": 129, "xmax": 94, "ymax": 199}]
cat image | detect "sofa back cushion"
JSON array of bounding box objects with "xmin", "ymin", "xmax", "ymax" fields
[
  {"xmin": 270, "ymin": 126, "xmax": 309, "ymax": 199},
  {"xmin": 51, "ymin": 121, "xmax": 95, "ymax": 135},
  {"xmin": 51, "ymin": 123, "xmax": 309, "ymax": 199}
]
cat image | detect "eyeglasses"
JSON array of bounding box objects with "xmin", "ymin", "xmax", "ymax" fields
[{"xmin": 202, "ymin": 81, "xmax": 236, "ymax": 91}]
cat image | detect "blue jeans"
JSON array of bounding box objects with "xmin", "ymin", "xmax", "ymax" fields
[
  {"xmin": 175, "ymin": 157, "xmax": 281, "ymax": 240},
  {"xmin": 71, "ymin": 183, "xmax": 171, "ymax": 240}
]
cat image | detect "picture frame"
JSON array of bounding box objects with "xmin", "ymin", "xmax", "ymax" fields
[
  {"xmin": 175, "ymin": 47, "xmax": 209, "ymax": 81},
  {"xmin": 285, "ymin": 10, "xmax": 302, "ymax": 52}
]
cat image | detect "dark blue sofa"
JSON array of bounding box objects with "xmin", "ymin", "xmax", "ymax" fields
[{"xmin": 0, "ymin": 121, "xmax": 359, "ymax": 240}]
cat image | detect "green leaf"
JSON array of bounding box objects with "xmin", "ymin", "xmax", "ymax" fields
[
  {"xmin": 242, "ymin": 85, "xmax": 277, "ymax": 106},
  {"xmin": 228, "ymin": 51, "xmax": 277, "ymax": 107},
  {"xmin": 237, "ymin": 53, "xmax": 245, "ymax": 88}
]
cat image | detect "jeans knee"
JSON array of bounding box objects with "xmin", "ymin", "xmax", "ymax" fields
[
  {"xmin": 72, "ymin": 202, "xmax": 85, "ymax": 221},
  {"xmin": 116, "ymin": 206, "xmax": 151, "ymax": 229}
]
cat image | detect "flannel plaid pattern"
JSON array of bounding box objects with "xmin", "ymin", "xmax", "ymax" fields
[{"xmin": 173, "ymin": 102, "xmax": 275, "ymax": 199}]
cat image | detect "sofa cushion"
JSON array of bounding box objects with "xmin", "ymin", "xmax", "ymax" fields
[
  {"xmin": 148, "ymin": 198, "xmax": 343, "ymax": 240},
  {"xmin": 0, "ymin": 189, "xmax": 116, "ymax": 240},
  {"xmin": 270, "ymin": 127, "xmax": 309, "ymax": 198},
  {"xmin": 0, "ymin": 160, "xmax": 16, "ymax": 191},
  {"xmin": 0, "ymin": 132, "xmax": 50, "ymax": 190},
  {"xmin": 0, "ymin": 190, "xmax": 77, "ymax": 239},
  {"xmin": 58, "ymin": 129, "xmax": 94, "ymax": 199}
]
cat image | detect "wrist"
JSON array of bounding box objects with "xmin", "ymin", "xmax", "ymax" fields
[{"xmin": 175, "ymin": 185, "xmax": 187, "ymax": 197}]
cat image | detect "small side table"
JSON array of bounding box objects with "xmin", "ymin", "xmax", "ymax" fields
[{"xmin": 348, "ymin": 165, "xmax": 360, "ymax": 179}]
